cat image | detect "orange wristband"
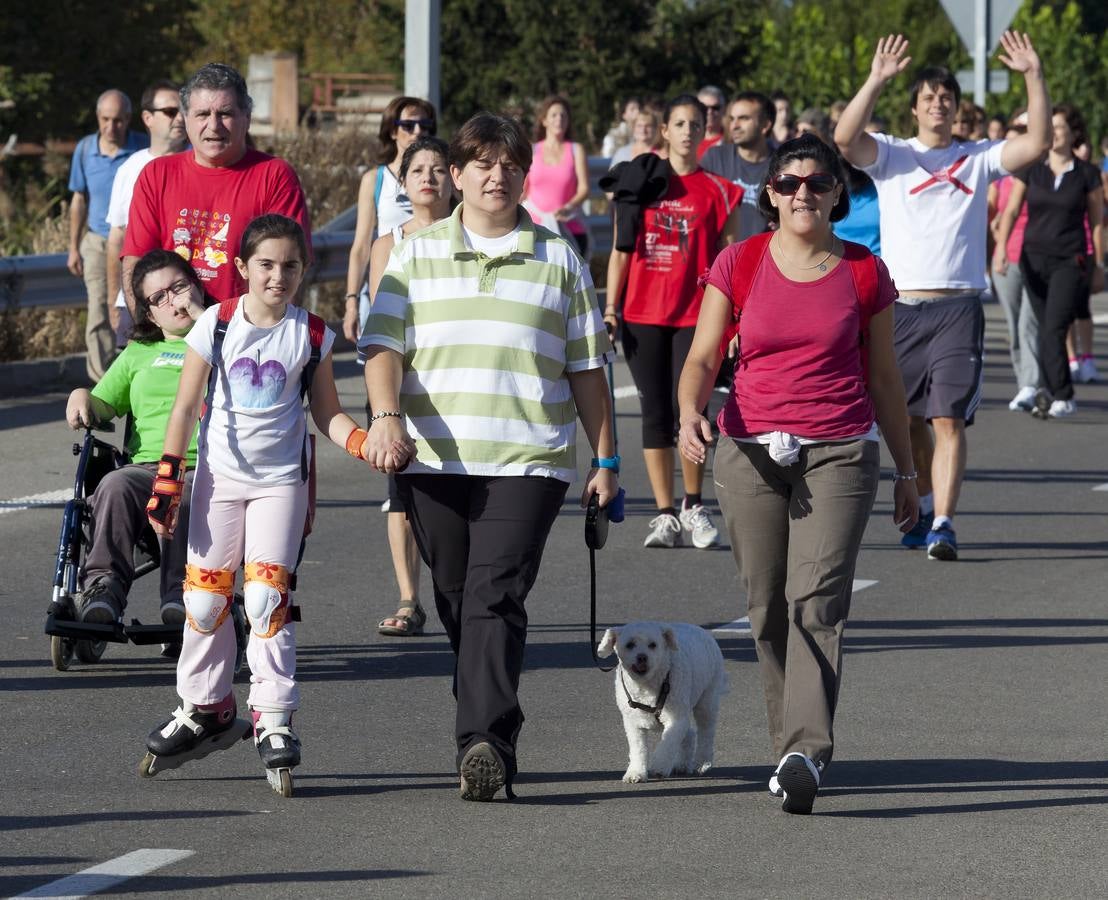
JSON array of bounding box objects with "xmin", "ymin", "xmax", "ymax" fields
[{"xmin": 345, "ymin": 427, "xmax": 368, "ymax": 460}]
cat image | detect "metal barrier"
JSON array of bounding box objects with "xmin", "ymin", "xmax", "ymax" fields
[{"xmin": 0, "ymin": 157, "xmax": 615, "ymax": 311}]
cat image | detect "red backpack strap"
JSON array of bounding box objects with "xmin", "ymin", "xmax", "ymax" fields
[
  {"xmin": 719, "ymin": 231, "xmax": 773, "ymax": 357},
  {"xmin": 841, "ymin": 240, "xmax": 880, "ymax": 382},
  {"xmin": 299, "ymin": 312, "xmax": 326, "ymax": 403}
]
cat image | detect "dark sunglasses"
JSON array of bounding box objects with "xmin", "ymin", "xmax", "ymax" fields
[
  {"xmin": 771, "ymin": 173, "xmax": 837, "ymax": 195},
  {"xmin": 148, "ymin": 106, "xmax": 180, "ymax": 118},
  {"xmin": 396, "ymin": 118, "xmax": 436, "ymax": 134}
]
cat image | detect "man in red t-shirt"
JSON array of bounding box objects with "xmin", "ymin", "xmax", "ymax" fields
[{"xmin": 121, "ymin": 64, "xmax": 310, "ymax": 306}]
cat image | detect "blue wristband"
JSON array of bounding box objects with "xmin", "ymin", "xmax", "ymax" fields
[{"xmin": 591, "ymin": 455, "xmax": 620, "ymax": 474}]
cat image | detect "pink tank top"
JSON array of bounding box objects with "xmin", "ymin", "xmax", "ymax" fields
[
  {"xmin": 995, "ymin": 175, "xmax": 1028, "ymax": 262},
  {"xmin": 527, "ymin": 141, "xmax": 585, "ymax": 234}
]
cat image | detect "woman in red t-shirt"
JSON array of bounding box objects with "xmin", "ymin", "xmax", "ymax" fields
[
  {"xmin": 605, "ymin": 93, "xmax": 742, "ymax": 551},
  {"xmin": 676, "ymin": 134, "xmax": 917, "ymax": 815}
]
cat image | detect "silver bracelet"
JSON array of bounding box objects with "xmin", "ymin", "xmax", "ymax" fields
[
  {"xmin": 369, "ymin": 410, "xmax": 402, "ymax": 423},
  {"xmin": 892, "ymin": 471, "xmax": 917, "ymax": 482}
]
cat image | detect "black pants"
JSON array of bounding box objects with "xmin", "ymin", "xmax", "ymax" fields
[
  {"xmin": 622, "ymin": 320, "xmax": 697, "ymax": 448},
  {"xmin": 1020, "ymin": 250, "xmax": 1090, "ymax": 401},
  {"xmin": 397, "ymin": 473, "xmax": 568, "ymax": 775}
]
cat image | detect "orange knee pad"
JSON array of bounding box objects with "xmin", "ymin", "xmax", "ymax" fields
[
  {"xmin": 243, "ymin": 562, "xmax": 291, "ymax": 639},
  {"xmin": 183, "ymin": 565, "xmax": 234, "ymax": 634}
]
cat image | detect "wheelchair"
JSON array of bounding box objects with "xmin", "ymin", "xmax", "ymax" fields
[{"xmin": 44, "ymin": 424, "xmax": 246, "ymax": 671}]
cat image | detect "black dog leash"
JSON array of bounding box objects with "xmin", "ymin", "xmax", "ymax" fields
[{"xmin": 586, "ymin": 494, "xmax": 617, "ymax": 672}]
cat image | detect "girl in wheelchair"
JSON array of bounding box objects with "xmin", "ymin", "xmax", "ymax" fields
[
  {"xmin": 141, "ymin": 214, "xmax": 376, "ymax": 797},
  {"xmin": 65, "ymin": 250, "xmax": 209, "ymax": 632}
]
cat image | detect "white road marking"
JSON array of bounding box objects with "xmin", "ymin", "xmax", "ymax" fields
[
  {"xmin": 1093, "ymin": 483, "xmax": 1108, "ymax": 492},
  {"xmin": 613, "ymin": 385, "xmax": 637, "ymax": 399},
  {"xmin": 1092, "ymin": 313, "xmax": 1108, "ymax": 326},
  {"xmin": 713, "ymin": 580, "xmax": 878, "ymax": 634},
  {"xmin": 714, "ymin": 615, "xmax": 751, "ymax": 634},
  {"xmin": 12, "ymin": 848, "xmax": 194, "ymax": 899},
  {"xmin": 0, "ymin": 489, "xmax": 70, "ymax": 515}
]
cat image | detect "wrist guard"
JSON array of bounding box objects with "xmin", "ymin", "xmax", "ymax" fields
[
  {"xmin": 345, "ymin": 427, "xmax": 368, "ymax": 460},
  {"xmin": 146, "ymin": 453, "xmax": 186, "ymax": 531}
]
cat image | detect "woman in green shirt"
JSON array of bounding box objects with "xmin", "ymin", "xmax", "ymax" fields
[{"xmin": 65, "ymin": 250, "xmax": 209, "ymax": 627}]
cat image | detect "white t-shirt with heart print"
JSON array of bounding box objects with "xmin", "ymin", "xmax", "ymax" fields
[{"xmin": 187, "ymin": 301, "xmax": 336, "ymax": 485}]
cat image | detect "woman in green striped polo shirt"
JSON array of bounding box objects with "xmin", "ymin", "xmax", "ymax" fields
[{"xmin": 359, "ymin": 112, "xmax": 618, "ymax": 802}]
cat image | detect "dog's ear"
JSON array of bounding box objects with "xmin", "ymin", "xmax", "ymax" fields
[
  {"xmin": 662, "ymin": 627, "xmax": 679, "ymax": 651},
  {"xmin": 597, "ymin": 628, "xmax": 619, "ymax": 657}
]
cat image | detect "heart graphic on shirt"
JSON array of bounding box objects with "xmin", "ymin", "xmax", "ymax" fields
[{"xmin": 227, "ymin": 357, "xmax": 287, "ymax": 408}]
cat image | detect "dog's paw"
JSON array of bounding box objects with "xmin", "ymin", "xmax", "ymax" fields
[
  {"xmin": 694, "ymin": 761, "xmax": 713, "ymax": 775},
  {"xmin": 622, "ymin": 768, "xmax": 647, "ymax": 784},
  {"xmin": 647, "ymin": 765, "xmax": 673, "ymax": 779}
]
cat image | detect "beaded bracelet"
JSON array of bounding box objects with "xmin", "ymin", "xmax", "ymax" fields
[
  {"xmin": 892, "ymin": 471, "xmax": 917, "ymax": 482},
  {"xmin": 369, "ymin": 410, "xmax": 403, "ymax": 423}
]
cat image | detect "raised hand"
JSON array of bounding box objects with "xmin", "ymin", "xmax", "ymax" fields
[
  {"xmin": 870, "ymin": 34, "xmax": 912, "ymax": 83},
  {"xmin": 997, "ymin": 31, "xmax": 1041, "ymax": 75}
]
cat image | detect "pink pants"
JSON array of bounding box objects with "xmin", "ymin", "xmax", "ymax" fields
[{"xmin": 178, "ymin": 462, "xmax": 308, "ymax": 712}]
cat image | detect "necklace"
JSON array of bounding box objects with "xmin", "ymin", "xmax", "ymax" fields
[{"xmin": 774, "ymin": 234, "xmax": 837, "ymax": 272}]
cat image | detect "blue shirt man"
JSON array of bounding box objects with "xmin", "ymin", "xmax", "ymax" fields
[{"xmin": 67, "ymin": 89, "xmax": 148, "ymax": 381}]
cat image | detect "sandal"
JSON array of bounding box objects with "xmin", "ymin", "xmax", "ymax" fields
[{"xmin": 377, "ymin": 604, "xmax": 427, "ymax": 637}]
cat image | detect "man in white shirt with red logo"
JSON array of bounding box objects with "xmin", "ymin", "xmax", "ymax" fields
[{"xmin": 835, "ymin": 31, "xmax": 1050, "ymax": 560}]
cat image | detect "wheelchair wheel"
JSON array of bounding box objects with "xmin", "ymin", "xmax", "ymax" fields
[
  {"xmin": 50, "ymin": 635, "xmax": 75, "ymax": 671},
  {"xmin": 75, "ymin": 639, "xmax": 107, "ymax": 664}
]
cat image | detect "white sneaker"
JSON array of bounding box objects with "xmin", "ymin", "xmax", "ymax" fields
[
  {"xmin": 1078, "ymin": 358, "xmax": 1099, "ymax": 384},
  {"xmin": 1048, "ymin": 399, "xmax": 1076, "ymax": 418},
  {"xmin": 679, "ymin": 501, "xmax": 720, "ymax": 549},
  {"xmin": 1008, "ymin": 386, "xmax": 1037, "ymax": 411},
  {"xmin": 643, "ymin": 513, "xmax": 682, "ymax": 548}
]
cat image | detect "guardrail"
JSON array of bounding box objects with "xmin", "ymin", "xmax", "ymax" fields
[{"xmin": 0, "ymin": 158, "xmax": 616, "ymax": 311}]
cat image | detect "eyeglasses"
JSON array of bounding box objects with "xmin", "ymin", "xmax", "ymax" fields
[
  {"xmin": 396, "ymin": 118, "xmax": 436, "ymax": 134},
  {"xmin": 148, "ymin": 106, "xmax": 180, "ymax": 118},
  {"xmin": 770, "ymin": 173, "xmax": 837, "ymax": 195},
  {"xmin": 702, "ymin": 104, "xmax": 721, "ymax": 113},
  {"xmin": 146, "ymin": 279, "xmax": 192, "ymax": 308}
]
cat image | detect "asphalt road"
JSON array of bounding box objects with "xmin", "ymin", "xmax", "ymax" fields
[{"xmin": 2, "ymin": 298, "xmax": 1107, "ymax": 899}]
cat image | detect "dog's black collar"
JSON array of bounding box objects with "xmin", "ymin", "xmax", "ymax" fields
[{"xmin": 620, "ymin": 669, "xmax": 670, "ymax": 721}]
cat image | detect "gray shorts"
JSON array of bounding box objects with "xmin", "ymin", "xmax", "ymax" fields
[{"xmin": 893, "ymin": 294, "xmax": 985, "ymax": 425}]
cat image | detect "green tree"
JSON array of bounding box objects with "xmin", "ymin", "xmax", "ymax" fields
[{"xmin": 998, "ymin": 1, "xmax": 1108, "ymax": 145}]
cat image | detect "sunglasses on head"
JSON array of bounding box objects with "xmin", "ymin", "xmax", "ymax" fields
[
  {"xmin": 396, "ymin": 118, "xmax": 436, "ymax": 134},
  {"xmin": 148, "ymin": 106, "xmax": 180, "ymax": 118},
  {"xmin": 771, "ymin": 173, "xmax": 837, "ymax": 195}
]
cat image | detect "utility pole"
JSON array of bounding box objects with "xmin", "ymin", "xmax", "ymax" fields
[
  {"xmin": 404, "ymin": 0, "xmax": 441, "ymax": 112},
  {"xmin": 974, "ymin": 0, "xmax": 988, "ymax": 106}
]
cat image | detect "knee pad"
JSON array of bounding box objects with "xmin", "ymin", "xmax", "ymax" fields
[
  {"xmin": 183, "ymin": 565, "xmax": 234, "ymax": 634},
  {"xmin": 243, "ymin": 562, "xmax": 290, "ymax": 639}
]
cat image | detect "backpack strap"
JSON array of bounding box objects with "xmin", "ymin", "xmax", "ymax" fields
[
  {"xmin": 720, "ymin": 231, "xmax": 774, "ymax": 358},
  {"xmin": 298, "ymin": 311, "xmax": 327, "ymax": 483},
  {"xmin": 299, "ymin": 312, "xmax": 326, "ymax": 403},
  {"xmin": 841, "ymin": 240, "xmax": 881, "ymax": 384},
  {"xmin": 202, "ymin": 297, "xmax": 239, "ymax": 418}
]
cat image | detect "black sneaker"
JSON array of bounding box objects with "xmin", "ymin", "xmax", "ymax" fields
[
  {"xmin": 775, "ymin": 752, "xmax": 821, "ymax": 815},
  {"xmin": 459, "ymin": 742, "xmax": 508, "ymax": 802},
  {"xmin": 1030, "ymin": 389, "xmax": 1051, "ymax": 420},
  {"xmin": 160, "ymin": 602, "xmax": 186, "ymax": 626},
  {"xmin": 77, "ymin": 581, "xmax": 123, "ymax": 624}
]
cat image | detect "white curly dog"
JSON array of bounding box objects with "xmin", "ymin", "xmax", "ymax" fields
[{"xmin": 597, "ymin": 621, "xmax": 728, "ymax": 783}]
